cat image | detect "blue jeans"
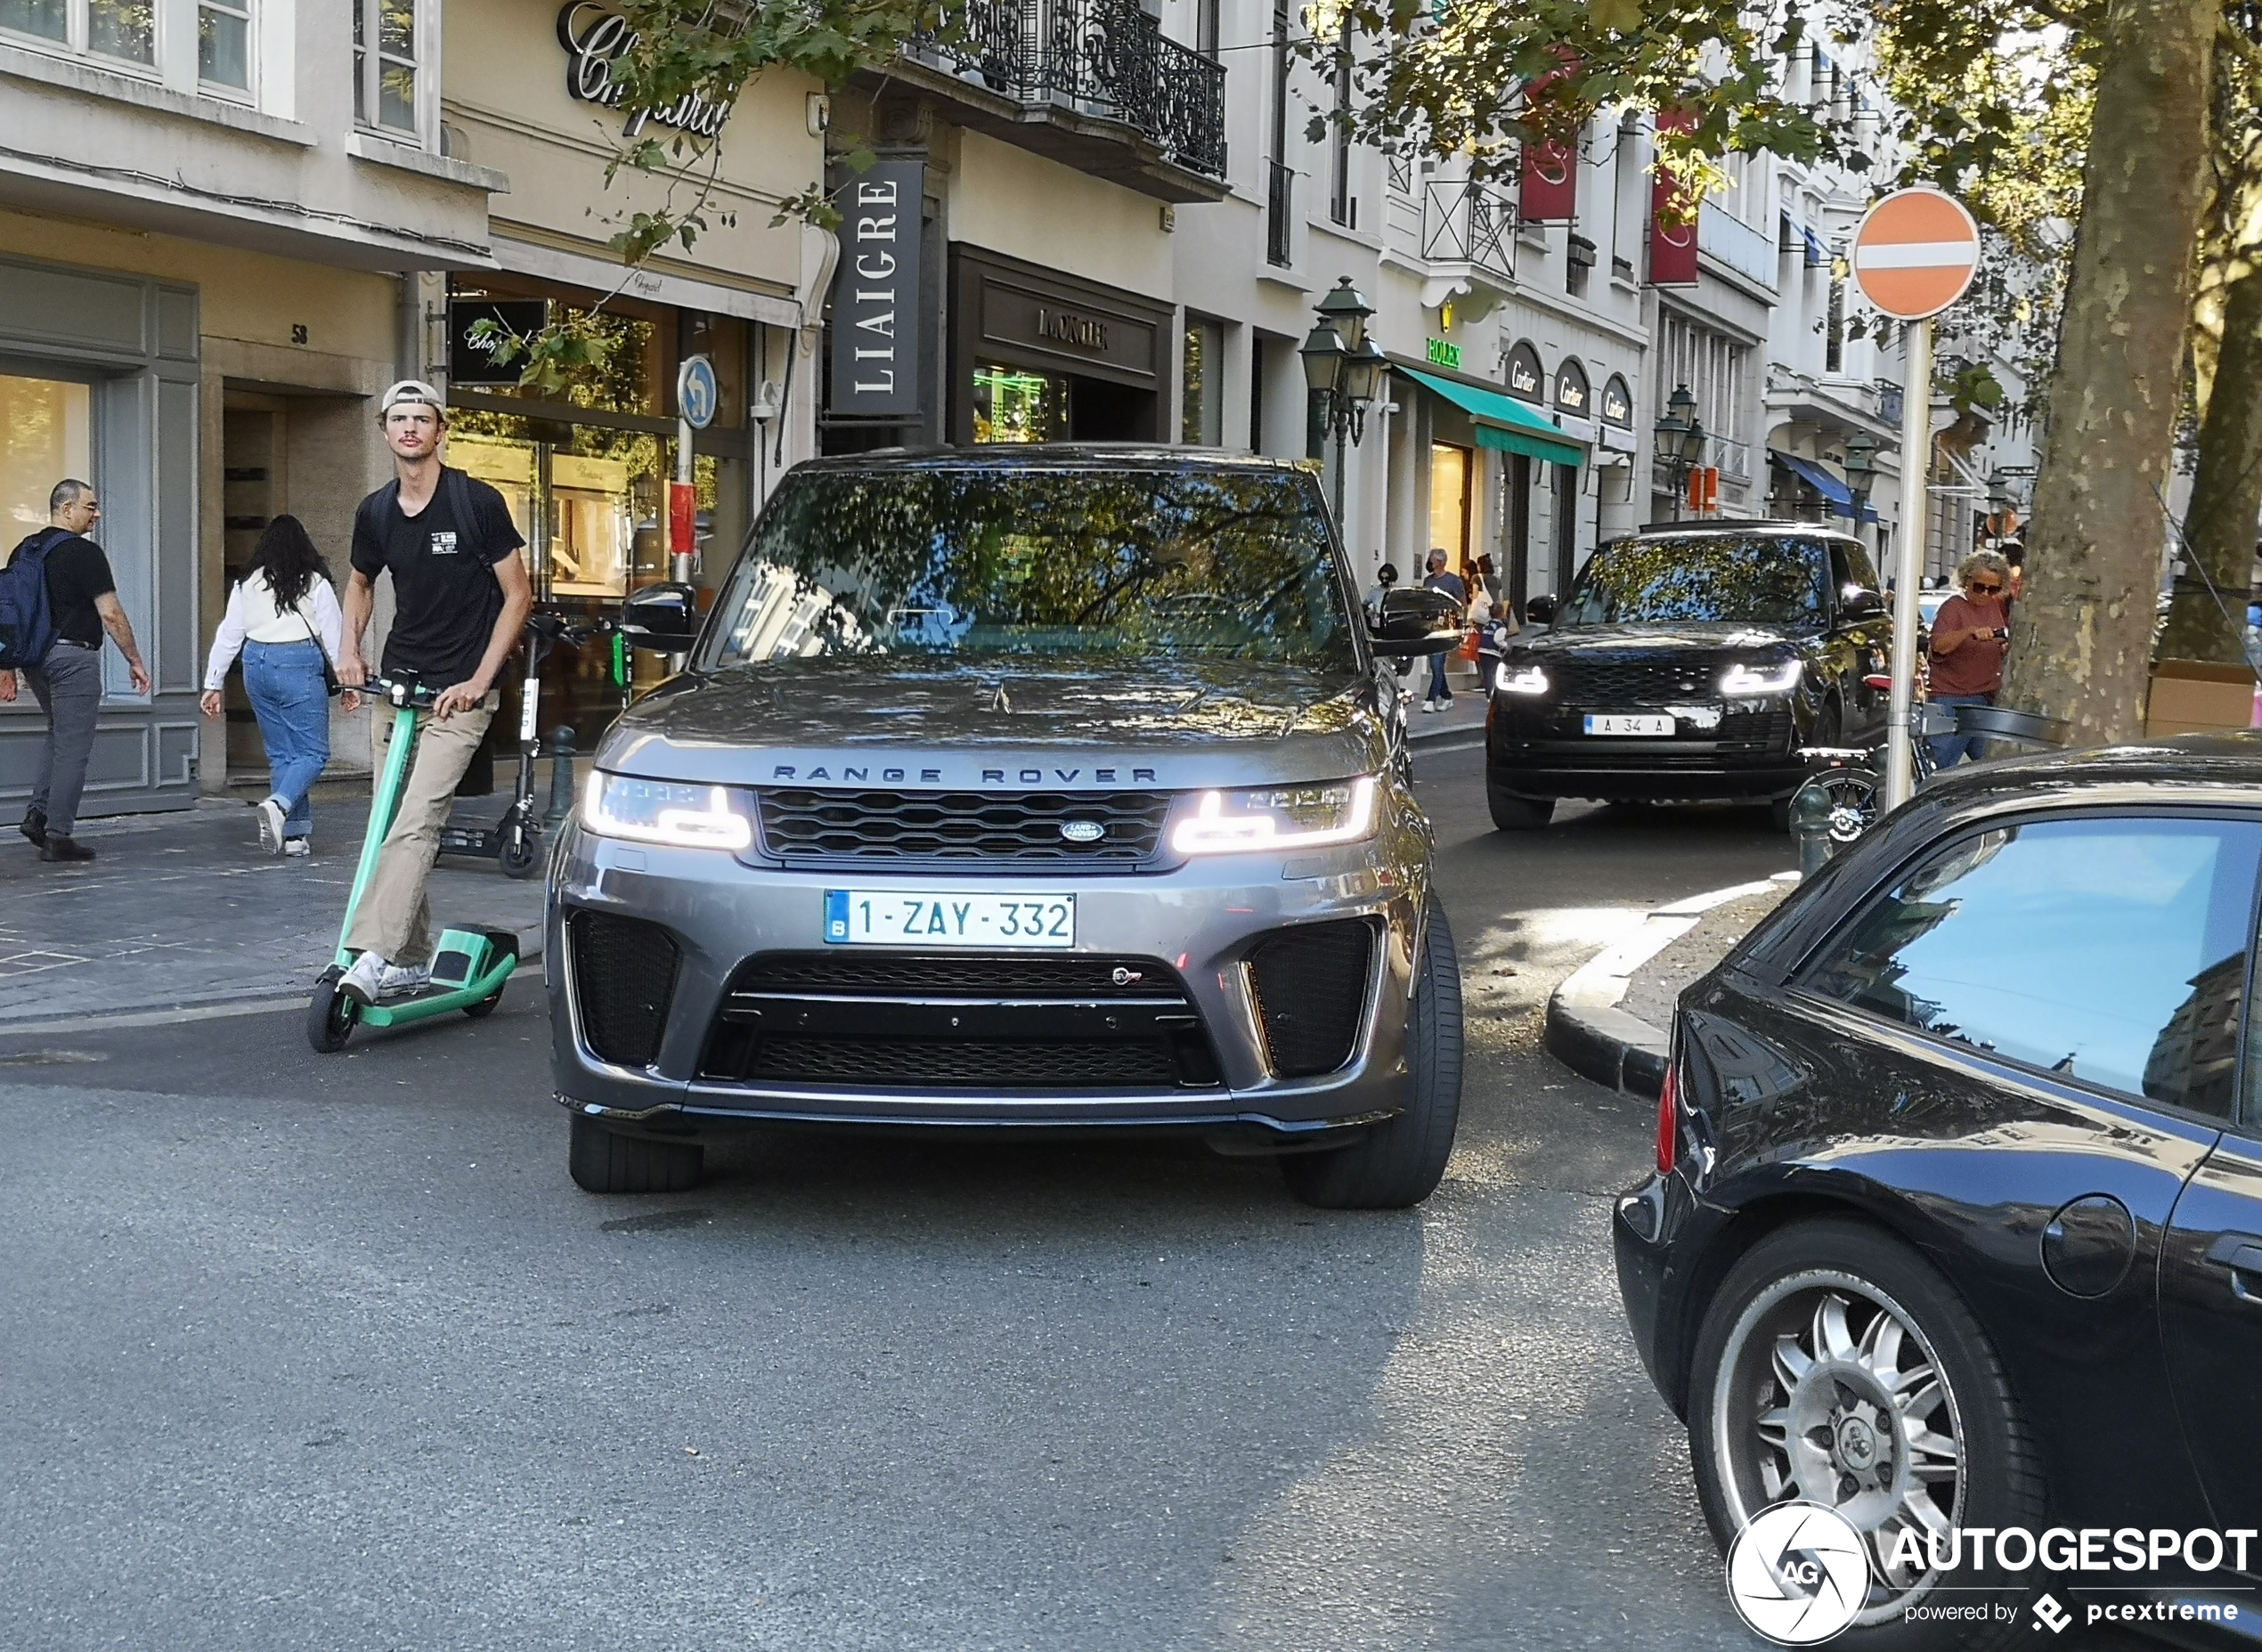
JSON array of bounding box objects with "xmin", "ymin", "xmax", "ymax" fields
[
  {"xmin": 1927, "ymin": 692, "xmax": 1995, "ymax": 769},
  {"xmin": 242, "ymin": 640, "xmax": 330, "ymax": 837},
  {"xmin": 1427, "ymin": 648, "xmax": 1453, "ymax": 703}
]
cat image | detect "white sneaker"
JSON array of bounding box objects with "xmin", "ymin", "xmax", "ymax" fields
[
  {"xmin": 256, "ymin": 796, "xmax": 286, "ymax": 855},
  {"xmin": 283, "ymin": 838, "xmax": 311, "ymax": 858},
  {"xmin": 338, "ymin": 950, "xmax": 387, "ymax": 1006},
  {"xmin": 378, "ymin": 960, "xmax": 432, "ymax": 997},
  {"xmin": 1420, "ymin": 700, "xmax": 1439, "ymax": 713}
]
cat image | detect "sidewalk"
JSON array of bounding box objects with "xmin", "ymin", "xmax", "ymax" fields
[
  {"xmin": 0, "ymin": 793, "xmax": 546, "ymax": 1028},
  {"xmin": 1543, "ymin": 875, "xmax": 1801, "ymax": 1097}
]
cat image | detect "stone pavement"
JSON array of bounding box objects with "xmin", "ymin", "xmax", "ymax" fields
[{"xmin": 0, "ymin": 791, "xmax": 546, "ymax": 1028}]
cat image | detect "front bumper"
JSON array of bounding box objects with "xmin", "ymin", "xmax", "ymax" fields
[{"xmin": 546, "ymin": 820, "xmax": 1427, "ymax": 1139}]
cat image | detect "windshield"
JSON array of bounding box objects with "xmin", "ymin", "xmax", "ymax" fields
[
  {"xmin": 1557, "ymin": 535, "xmax": 1830, "ymax": 628},
  {"xmin": 696, "ymin": 467, "xmax": 1356, "ymax": 671}
]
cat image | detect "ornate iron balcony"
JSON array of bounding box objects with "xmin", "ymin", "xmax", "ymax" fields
[
  {"xmin": 911, "ymin": 0, "xmax": 1226, "ymax": 186},
  {"xmin": 1420, "ymin": 177, "xmax": 1517, "ymax": 288}
]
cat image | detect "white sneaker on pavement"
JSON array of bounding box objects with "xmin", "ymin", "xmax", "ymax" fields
[
  {"xmin": 255, "ymin": 796, "xmax": 286, "ymax": 855},
  {"xmin": 283, "ymin": 838, "xmax": 311, "ymax": 858}
]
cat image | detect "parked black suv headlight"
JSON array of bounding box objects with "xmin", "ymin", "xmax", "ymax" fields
[
  {"xmin": 1717, "ymin": 660, "xmax": 1802, "ymax": 696},
  {"xmin": 1494, "ymin": 663, "xmax": 1550, "ymax": 696}
]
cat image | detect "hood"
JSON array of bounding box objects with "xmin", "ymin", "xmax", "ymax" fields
[
  {"xmin": 1513, "ymin": 621, "xmax": 1805, "ymax": 657},
  {"xmin": 593, "ymin": 657, "xmax": 1387, "ymax": 791}
]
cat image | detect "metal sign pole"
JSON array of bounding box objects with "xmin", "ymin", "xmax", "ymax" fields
[{"xmin": 1884, "ymin": 315, "xmax": 1932, "ymax": 809}]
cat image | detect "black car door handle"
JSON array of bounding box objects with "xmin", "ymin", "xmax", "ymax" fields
[{"xmin": 2204, "ymin": 1233, "xmax": 2262, "ymax": 1300}]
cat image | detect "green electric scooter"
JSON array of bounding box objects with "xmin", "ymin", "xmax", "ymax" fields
[{"xmin": 307, "ymin": 676, "xmax": 520, "ymax": 1053}]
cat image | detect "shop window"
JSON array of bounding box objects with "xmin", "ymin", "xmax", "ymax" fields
[
  {"xmin": 0, "ymin": 372, "xmax": 93, "ymax": 542},
  {"xmin": 354, "ymin": 0, "xmax": 419, "ymax": 135},
  {"xmin": 1182, "ymin": 319, "xmax": 1224, "ymax": 446},
  {"xmin": 1429, "ymin": 443, "xmax": 1471, "ymax": 569},
  {"xmin": 972, "ymin": 363, "xmax": 1065, "ymax": 444}
]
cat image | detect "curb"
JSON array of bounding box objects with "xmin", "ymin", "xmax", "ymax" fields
[{"xmin": 1542, "ymin": 872, "xmax": 1800, "ymax": 1099}]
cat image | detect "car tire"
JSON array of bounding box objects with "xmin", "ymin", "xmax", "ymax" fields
[
  {"xmin": 568, "ymin": 1114, "xmax": 704, "ymax": 1195},
  {"xmin": 1486, "ymin": 785, "xmax": 1554, "ymax": 831},
  {"xmin": 1687, "ymin": 1217, "xmax": 2044, "ymax": 1647},
  {"xmin": 1281, "ymin": 900, "xmax": 1462, "ymax": 1209}
]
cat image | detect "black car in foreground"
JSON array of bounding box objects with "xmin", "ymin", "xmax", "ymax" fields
[
  {"xmin": 1616, "ymin": 736, "xmax": 2262, "ymax": 1646},
  {"xmin": 1486, "ymin": 521, "xmax": 1891, "ymax": 830}
]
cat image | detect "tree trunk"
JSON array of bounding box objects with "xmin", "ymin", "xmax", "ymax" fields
[
  {"xmin": 1999, "ymin": 0, "xmax": 2220, "ymax": 743},
  {"xmin": 2161, "ymin": 259, "xmax": 2262, "ymax": 662}
]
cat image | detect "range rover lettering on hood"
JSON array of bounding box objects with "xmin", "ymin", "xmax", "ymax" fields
[{"xmin": 769, "ymin": 764, "xmax": 1160, "ymax": 785}]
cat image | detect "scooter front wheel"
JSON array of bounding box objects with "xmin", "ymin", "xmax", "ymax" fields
[
  {"xmin": 308, "ymin": 965, "xmax": 359, "ymax": 1053},
  {"xmin": 500, "ymin": 821, "xmax": 541, "ymax": 880}
]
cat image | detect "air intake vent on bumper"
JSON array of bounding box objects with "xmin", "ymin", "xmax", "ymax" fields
[
  {"xmin": 569, "ymin": 910, "xmax": 679, "ymax": 1069},
  {"xmin": 1244, "ymin": 920, "xmax": 1374, "ymax": 1078}
]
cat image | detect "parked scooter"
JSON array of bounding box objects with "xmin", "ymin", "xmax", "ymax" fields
[{"xmin": 435, "ymin": 609, "xmax": 572, "ymax": 880}]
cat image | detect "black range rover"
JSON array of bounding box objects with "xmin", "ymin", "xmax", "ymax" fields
[{"xmin": 1485, "ymin": 522, "xmax": 1892, "ymax": 830}]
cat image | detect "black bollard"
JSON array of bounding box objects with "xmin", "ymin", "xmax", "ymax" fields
[
  {"xmin": 1788, "ymin": 777, "xmax": 1835, "ymax": 878},
  {"xmin": 544, "ymin": 725, "xmax": 579, "ymax": 832}
]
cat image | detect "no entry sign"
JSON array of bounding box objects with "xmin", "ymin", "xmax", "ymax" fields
[{"xmin": 1851, "ymin": 187, "xmax": 1981, "ymax": 320}]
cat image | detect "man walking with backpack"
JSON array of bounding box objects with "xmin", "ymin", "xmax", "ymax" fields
[{"xmin": 0, "ymin": 479, "xmax": 150, "ymax": 862}]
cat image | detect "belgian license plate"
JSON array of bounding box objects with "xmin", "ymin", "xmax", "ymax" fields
[
  {"xmin": 824, "ymin": 890, "xmax": 1077, "ymax": 948},
  {"xmin": 1584, "ymin": 713, "xmax": 1675, "ymax": 736}
]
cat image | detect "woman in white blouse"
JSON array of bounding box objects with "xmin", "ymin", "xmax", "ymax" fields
[{"xmin": 199, "ymin": 516, "xmax": 358, "ymax": 855}]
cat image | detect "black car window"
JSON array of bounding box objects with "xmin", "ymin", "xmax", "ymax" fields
[
  {"xmin": 1556, "ymin": 535, "xmax": 1829, "ymax": 629},
  {"xmin": 1804, "ymin": 815, "xmax": 2262, "ymax": 1114},
  {"xmin": 1829, "ymin": 541, "xmax": 1882, "ymax": 604}
]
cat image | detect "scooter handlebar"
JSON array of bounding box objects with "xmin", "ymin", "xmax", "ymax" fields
[{"xmin": 371, "ymin": 677, "xmax": 440, "ymax": 710}]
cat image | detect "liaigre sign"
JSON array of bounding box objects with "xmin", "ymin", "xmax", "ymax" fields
[
  {"xmin": 557, "ymin": 4, "xmax": 731, "ymax": 138},
  {"xmin": 827, "ymin": 156, "xmax": 925, "ymax": 419}
]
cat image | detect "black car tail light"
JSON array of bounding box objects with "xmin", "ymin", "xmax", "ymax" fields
[
  {"xmin": 570, "ymin": 910, "xmax": 679, "ymax": 1069},
  {"xmin": 1656, "ymin": 1056, "xmax": 1680, "ymax": 1177}
]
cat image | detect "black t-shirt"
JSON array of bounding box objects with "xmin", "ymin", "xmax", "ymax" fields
[
  {"xmin": 43, "ymin": 533, "xmax": 116, "ymax": 647},
  {"xmin": 350, "ymin": 468, "xmax": 524, "ymax": 688}
]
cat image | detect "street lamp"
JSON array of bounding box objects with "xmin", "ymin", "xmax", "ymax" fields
[
  {"xmin": 1843, "ymin": 431, "xmax": 1878, "ymax": 525},
  {"xmin": 1656, "ymin": 384, "xmax": 1705, "ymax": 521},
  {"xmin": 1301, "ymin": 280, "xmax": 1385, "ymax": 523}
]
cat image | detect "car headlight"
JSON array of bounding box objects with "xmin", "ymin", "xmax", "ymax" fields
[
  {"xmin": 1719, "ymin": 660, "xmax": 1802, "ymax": 696},
  {"xmin": 582, "ymin": 771, "xmax": 753, "ymax": 850},
  {"xmin": 1169, "ymin": 777, "xmax": 1379, "ymax": 856},
  {"xmin": 1494, "ymin": 663, "xmax": 1550, "ymax": 696}
]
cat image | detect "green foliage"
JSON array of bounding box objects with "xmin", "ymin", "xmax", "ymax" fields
[{"xmin": 1298, "ymin": 0, "xmax": 1835, "ymax": 191}]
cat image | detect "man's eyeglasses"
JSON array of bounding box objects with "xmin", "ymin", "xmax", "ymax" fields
[{"xmin": 1968, "ymin": 581, "xmax": 2003, "ymax": 595}]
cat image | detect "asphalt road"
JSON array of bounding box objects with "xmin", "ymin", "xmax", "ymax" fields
[{"xmin": 0, "ymin": 741, "xmax": 1811, "ymax": 1651}]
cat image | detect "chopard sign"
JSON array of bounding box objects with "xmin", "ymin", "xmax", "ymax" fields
[{"xmin": 556, "ymin": 4, "xmax": 731, "ymax": 139}]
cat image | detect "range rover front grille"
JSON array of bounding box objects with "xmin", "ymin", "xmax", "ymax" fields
[
  {"xmin": 753, "ymin": 787, "xmax": 1172, "ymax": 867},
  {"xmin": 697, "ymin": 951, "xmax": 1224, "ymax": 1091},
  {"xmin": 1550, "ymin": 654, "xmax": 1724, "ymax": 706}
]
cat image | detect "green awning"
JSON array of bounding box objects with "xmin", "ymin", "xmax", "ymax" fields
[{"xmin": 1403, "ymin": 367, "xmax": 1584, "ymax": 467}]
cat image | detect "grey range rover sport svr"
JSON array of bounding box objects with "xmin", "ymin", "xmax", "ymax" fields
[{"xmin": 547, "ymin": 446, "xmax": 1467, "ymax": 1208}]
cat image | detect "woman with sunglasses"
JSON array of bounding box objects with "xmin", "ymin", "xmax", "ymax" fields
[{"xmin": 1925, "ymin": 549, "xmax": 2014, "ymax": 768}]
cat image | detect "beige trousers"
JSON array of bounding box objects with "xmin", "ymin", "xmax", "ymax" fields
[{"xmin": 343, "ymin": 692, "xmax": 497, "ymax": 965}]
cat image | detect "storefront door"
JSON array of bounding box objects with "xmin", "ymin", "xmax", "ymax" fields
[{"xmin": 1428, "ymin": 442, "xmax": 1471, "ymax": 579}]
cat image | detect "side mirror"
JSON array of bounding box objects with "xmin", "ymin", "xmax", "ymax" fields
[
  {"xmin": 1841, "ymin": 586, "xmax": 1886, "ymax": 620},
  {"xmin": 618, "ymin": 582, "xmax": 702, "ymax": 652},
  {"xmin": 1369, "ymin": 587, "xmax": 1464, "ymax": 656},
  {"xmin": 1524, "ymin": 593, "xmax": 1557, "ymax": 625}
]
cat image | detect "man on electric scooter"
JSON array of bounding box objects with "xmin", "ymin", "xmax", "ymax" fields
[{"xmin": 334, "ymin": 380, "xmax": 533, "ymax": 1006}]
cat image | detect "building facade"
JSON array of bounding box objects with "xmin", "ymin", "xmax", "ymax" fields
[{"xmin": 0, "ymin": 2, "xmax": 2034, "ymax": 822}]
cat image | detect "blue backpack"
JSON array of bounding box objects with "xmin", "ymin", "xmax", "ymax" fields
[{"xmin": 0, "ymin": 526, "xmax": 65, "ymax": 670}]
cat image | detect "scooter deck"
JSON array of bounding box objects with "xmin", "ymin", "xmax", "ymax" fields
[{"xmin": 356, "ymin": 953, "xmax": 517, "ymax": 1027}]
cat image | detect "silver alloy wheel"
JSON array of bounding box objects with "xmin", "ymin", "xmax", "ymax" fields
[{"xmin": 1709, "ymin": 1266, "xmax": 1965, "ymax": 1625}]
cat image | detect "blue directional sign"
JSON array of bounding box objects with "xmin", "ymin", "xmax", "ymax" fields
[{"xmin": 677, "ymin": 353, "xmax": 718, "ymax": 429}]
